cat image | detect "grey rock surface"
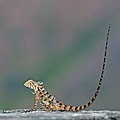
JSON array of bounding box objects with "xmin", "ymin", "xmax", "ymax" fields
[{"xmin": 0, "ymin": 109, "xmax": 120, "ymax": 120}]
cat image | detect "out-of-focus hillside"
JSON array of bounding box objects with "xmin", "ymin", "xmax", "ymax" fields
[{"xmin": 0, "ymin": 0, "xmax": 120, "ymax": 110}]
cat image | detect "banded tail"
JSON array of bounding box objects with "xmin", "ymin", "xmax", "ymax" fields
[{"xmin": 75, "ymin": 24, "xmax": 111, "ymax": 111}]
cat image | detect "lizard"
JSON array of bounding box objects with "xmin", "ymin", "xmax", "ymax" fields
[{"xmin": 24, "ymin": 24, "xmax": 111, "ymax": 112}]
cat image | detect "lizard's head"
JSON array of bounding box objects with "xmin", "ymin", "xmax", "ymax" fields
[{"xmin": 24, "ymin": 79, "xmax": 43, "ymax": 93}]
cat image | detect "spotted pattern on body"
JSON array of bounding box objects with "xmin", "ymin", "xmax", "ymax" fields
[{"xmin": 24, "ymin": 25, "xmax": 111, "ymax": 112}]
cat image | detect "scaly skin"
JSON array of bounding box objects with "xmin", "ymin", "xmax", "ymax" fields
[{"xmin": 24, "ymin": 24, "xmax": 111, "ymax": 112}]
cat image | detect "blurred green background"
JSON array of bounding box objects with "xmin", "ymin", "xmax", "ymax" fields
[{"xmin": 0, "ymin": 0, "xmax": 120, "ymax": 110}]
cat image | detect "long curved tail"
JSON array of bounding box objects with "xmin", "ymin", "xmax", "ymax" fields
[{"xmin": 77, "ymin": 24, "xmax": 111, "ymax": 111}]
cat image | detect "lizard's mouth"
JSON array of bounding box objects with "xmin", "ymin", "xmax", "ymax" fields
[{"xmin": 24, "ymin": 82, "xmax": 28, "ymax": 87}]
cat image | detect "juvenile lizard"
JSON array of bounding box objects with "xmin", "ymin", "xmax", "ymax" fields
[{"xmin": 24, "ymin": 24, "xmax": 111, "ymax": 112}]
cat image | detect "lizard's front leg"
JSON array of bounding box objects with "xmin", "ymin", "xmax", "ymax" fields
[{"xmin": 33, "ymin": 92, "xmax": 40, "ymax": 110}]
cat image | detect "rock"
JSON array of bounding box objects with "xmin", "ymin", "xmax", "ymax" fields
[{"xmin": 0, "ymin": 109, "xmax": 120, "ymax": 120}]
